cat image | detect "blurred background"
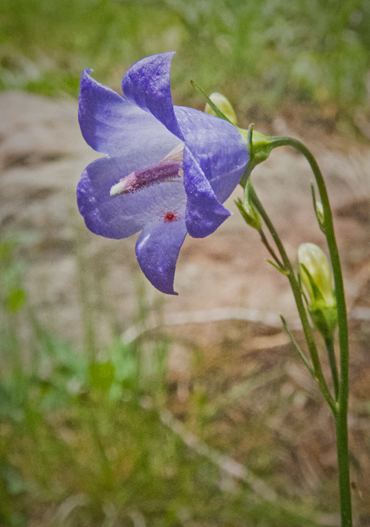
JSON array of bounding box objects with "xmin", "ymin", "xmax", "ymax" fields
[
  {"xmin": 1, "ymin": 0, "xmax": 370, "ymax": 525},
  {"xmin": 2, "ymin": 0, "xmax": 370, "ymax": 122}
]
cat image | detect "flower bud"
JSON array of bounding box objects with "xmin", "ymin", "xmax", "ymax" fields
[
  {"xmin": 315, "ymin": 201, "xmax": 325, "ymax": 230},
  {"xmin": 205, "ymin": 93, "xmax": 238, "ymax": 126},
  {"xmin": 298, "ymin": 244, "xmax": 333, "ymax": 306},
  {"xmin": 298, "ymin": 243, "xmax": 337, "ymax": 339},
  {"xmin": 239, "ymin": 126, "xmax": 273, "ymax": 167},
  {"xmin": 235, "ymin": 197, "xmax": 262, "ymax": 231}
]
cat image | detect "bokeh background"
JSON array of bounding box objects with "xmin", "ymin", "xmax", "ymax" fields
[
  {"xmin": 2, "ymin": 0, "xmax": 370, "ymax": 117},
  {"xmin": 1, "ymin": 1, "xmax": 370, "ymax": 526}
]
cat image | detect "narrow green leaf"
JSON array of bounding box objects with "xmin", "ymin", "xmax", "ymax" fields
[
  {"xmin": 190, "ymin": 80, "xmax": 232, "ymax": 124},
  {"xmin": 280, "ymin": 316, "xmax": 315, "ymax": 376},
  {"xmin": 267, "ymin": 259, "xmax": 287, "ymax": 275}
]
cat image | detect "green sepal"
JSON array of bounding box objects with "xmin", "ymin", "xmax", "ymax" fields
[
  {"xmin": 311, "ymin": 183, "xmax": 325, "ymax": 232},
  {"xmin": 300, "ymin": 264, "xmax": 338, "ymax": 339},
  {"xmin": 267, "ymin": 259, "xmax": 288, "ymax": 275},
  {"xmin": 308, "ymin": 303, "xmax": 338, "ymax": 340},
  {"xmin": 235, "ymin": 182, "xmax": 262, "ymax": 231},
  {"xmin": 240, "ymin": 124, "xmax": 275, "ymax": 166},
  {"xmin": 239, "ymin": 125, "xmax": 277, "ymax": 188},
  {"xmin": 299, "ymin": 263, "xmax": 326, "ymax": 304}
]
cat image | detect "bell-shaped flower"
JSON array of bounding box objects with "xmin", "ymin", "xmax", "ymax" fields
[{"xmin": 77, "ymin": 52, "xmax": 249, "ymax": 294}]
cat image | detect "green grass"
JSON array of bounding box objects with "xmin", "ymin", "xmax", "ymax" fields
[
  {"xmin": 0, "ymin": 237, "xmax": 325, "ymax": 527},
  {"xmin": 1, "ymin": 0, "xmax": 370, "ymax": 115},
  {"xmin": 0, "ymin": 336, "xmax": 322, "ymax": 527}
]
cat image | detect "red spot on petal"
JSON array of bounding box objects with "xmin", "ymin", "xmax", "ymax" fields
[{"xmin": 161, "ymin": 210, "xmax": 179, "ymax": 223}]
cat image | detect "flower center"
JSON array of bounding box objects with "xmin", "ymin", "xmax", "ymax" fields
[{"xmin": 110, "ymin": 143, "xmax": 184, "ymax": 196}]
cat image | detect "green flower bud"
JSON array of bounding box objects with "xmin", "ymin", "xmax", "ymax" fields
[
  {"xmin": 250, "ymin": 130, "xmax": 274, "ymax": 165},
  {"xmin": 298, "ymin": 244, "xmax": 334, "ymax": 306},
  {"xmin": 308, "ymin": 303, "xmax": 338, "ymax": 341},
  {"xmin": 239, "ymin": 126, "xmax": 274, "ymax": 167},
  {"xmin": 235, "ymin": 197, "xmax": 262, "ymax": 231},
  {"xmin": 298, "ymin": 243, "xmax": 337, "ymax": 339},
  {"xmin": 205, "ymin": 93, "xmax": 238, "ymax": 126},
  {"xmin": 315, "ymin": 201, "xmax": 325, "ymax": 230}
]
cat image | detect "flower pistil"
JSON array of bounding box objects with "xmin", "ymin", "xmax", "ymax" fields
[{"xmin": 110, "ymin": 143, "xmax": 184, "ymax": 196}]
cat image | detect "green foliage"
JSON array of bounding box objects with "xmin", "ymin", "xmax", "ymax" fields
[
  {"xmin": 0, "ymin": 0, "xmax": 369, "ymax": 111},
  {"xmin": 0, "ymin": 339, "xmax": 320, "ymax": 526},
  {"xmin": 0, "ymin": 237, "xmax": 322, "ymax": 526},
  {"xmin": 0, "ymin": 239, "xmax": 26, "ymax": 313},
  {"xmin": 89, "ymin": 361, "xmax": 115, "ymax": 394}
]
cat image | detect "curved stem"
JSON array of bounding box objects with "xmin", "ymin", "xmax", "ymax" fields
[
  {"xmin": 266, "ymin": 140, "xmax": 348, "ymax": 373},
  {"xmin": 264, "ymin": 136, "xmax": 351, "ymax": 527}
]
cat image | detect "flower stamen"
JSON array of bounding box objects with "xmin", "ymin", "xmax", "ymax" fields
[
  {"xmin": 161, "ymin": 142, "xmax": 184, "ymax": 162},
  {"xmin": 110, "ymin": 143, "xmax": 184, "ymax": 197}
]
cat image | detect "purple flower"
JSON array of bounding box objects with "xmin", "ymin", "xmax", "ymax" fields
[{"xmin": 77, "ymin": 52, "xmax": 249, "ymax": 295}]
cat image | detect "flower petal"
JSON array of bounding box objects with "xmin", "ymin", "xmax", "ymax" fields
[
  {"xmin": 77, "ymin": 156, "xmax": 187, "ymax": 239},
  {"xmin": 175, "ymin": 106, "xmax": 249, "ymax": 202},
  {"xmin": 136, "ymin": 220, "xmax": 187, "ymax": 295},
  {"xmin": 183, "ymin": 146, "xmax": 231, "ymax": 238},
  {"xmin": 121, "ymin": 52, "xmax": 184, "ymax": 140},
  {"xmin": 79, "ymin": 69, "xmax": 180, "ymax": 162}
]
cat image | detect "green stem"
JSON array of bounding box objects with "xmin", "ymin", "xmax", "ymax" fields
[
  {"xmin": 258, "ymin": 228, "xmax": 285, "ymax": 270},
  {"xmin": 249, "ymin": 187, "xmax": 336, "ymax": 414},
  {"xmin": 325, "ymin": 337, "xmax": 340, "ymax": 401},
  {"xmin": 264, "ymin": 136, "xmax": 352, "ymax": 526},
  {"xmin": 335, "ymin": 406, "xmax": 352, "ymax": 527}
]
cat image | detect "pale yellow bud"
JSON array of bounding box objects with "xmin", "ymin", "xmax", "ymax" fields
[
  {"xmin": 298, "ymin": 243, "xmax": 334, "ymax": 307},
  {"xmin": 205, "ymin": 93, "xmax": 238, "ymax": 126},
  {"xmin": 298, "ymin": 243, "xmax": 337, "ymax": 339}
]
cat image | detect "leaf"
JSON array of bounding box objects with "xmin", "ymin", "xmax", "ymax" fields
[{"xmin": 267, "ymin": 260, "xmax": 287, "ymax": 275}]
